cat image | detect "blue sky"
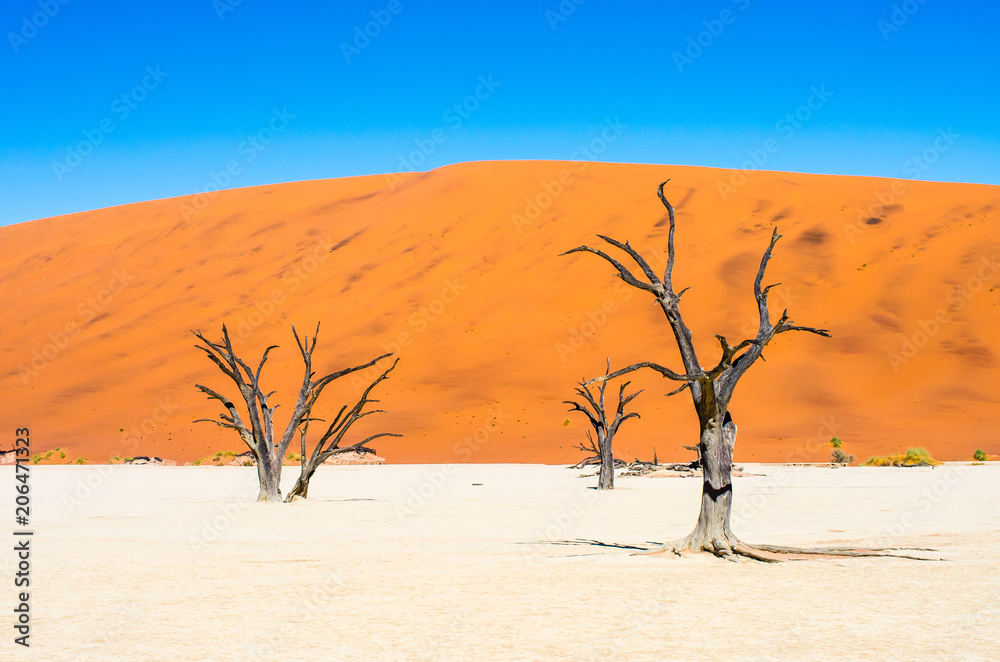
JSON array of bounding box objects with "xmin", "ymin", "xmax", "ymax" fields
[{"xmin": 1, "ymin": 0, "xmax": 997, "ymax": 226}]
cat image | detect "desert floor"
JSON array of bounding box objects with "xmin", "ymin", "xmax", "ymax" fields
[{"xmin": 2, "ymin": 462, "xmax": 998, "ymax": 661}]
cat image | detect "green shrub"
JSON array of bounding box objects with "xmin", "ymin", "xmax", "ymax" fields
[
  {"xmin": 864, "ymin": 447, "xmax": 941, "ymax": 467},
  {"xmin": 973, "ymin": 448, "xmax": 987, "ymax": 462}
]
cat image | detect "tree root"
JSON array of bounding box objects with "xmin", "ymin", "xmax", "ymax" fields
[{"xmin": 637, "ymin": 536, "xmax": 942, "ymax": 563}]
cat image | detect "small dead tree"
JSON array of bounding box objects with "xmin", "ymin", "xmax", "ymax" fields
[
  {"xmin": 562, "ymin": 181, "xmax": 924, "ymax": 561},
  {"xmin": 284, "ymin": 360, "xmax": 399, "ymax": 501},
  {"xmin": 565, "ymin": 363, "xmax": 642, "ymax": 489},
  {"xmin": 193, "ymin": 323, "xmax": 398, "ymax": 503}
]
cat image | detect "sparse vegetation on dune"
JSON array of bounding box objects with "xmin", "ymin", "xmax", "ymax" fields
[
  {"xmin": 193, "ymin": 450, "xmax": 239, "ymax": 466},
  {"xmin": 29, "ymin": 447, "xmax": 70, "ymax": 465},
  {"xmin": 864, "ymin": 447, "xmax": 941, "ymax": 467}
]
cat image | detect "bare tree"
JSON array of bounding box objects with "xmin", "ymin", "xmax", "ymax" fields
[
  {"xmin": 284, "ymin": 359, "xmax": 399, "ymax": 501},
  {"xmin": 193, "ymin": 323, "xmax": 397, "ymax": 503},
  {"xmin": 565, "ymin": 362, "xmax": 642, "ymax": 489},
  {"xmin": 562, "ymin": 181, "xmax": 921, "ymax": 561}
]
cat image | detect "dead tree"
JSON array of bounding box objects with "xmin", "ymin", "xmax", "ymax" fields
[
  {"xmin": 571, "ymin": 436, "xmax": 628, "ymax": 471},
  {"xmin": 565, "ymin": 363, "xmax": 641, "ymax": 489},
  {"xmin": 284, "ymin": 359, "xmax": 399, "ymax": 501},
  {"xmin": 562, "ymin": 181, "xmax": 919, "ymax": 561},
  {"xmin": 193, "ymin": 323, "xmax": 397, "ymax": 503}
]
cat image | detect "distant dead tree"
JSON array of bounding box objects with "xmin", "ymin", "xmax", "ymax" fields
[
  {"xmin": 565, "ymin": 361, "xmax": 642, "ymax": 489},
  {"xmin": 193, "ymin": 324, "xmax": 398, "ymax": 503},
  {"xmin": 562, "ymin": 181, "xmax": 924, "ymax": 561}
]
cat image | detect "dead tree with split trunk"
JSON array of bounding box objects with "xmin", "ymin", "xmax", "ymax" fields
[
  {"xmin": 562, "ymin": 181, "xmax": 930, "ymax": 562},
  {"xmin": 565, "ymin": 362, "xmax": 642, "ymax": 489},
  {"xmin": 193, "ymin": 324, "xmax": 398, "ymax": 503}
]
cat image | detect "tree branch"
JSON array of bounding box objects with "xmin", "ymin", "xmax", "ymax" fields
[
  {"xmin": 561, "ymin": 245, "xmax": 660, "ymax": 295},
  {"xmin": 656, "ymin": 179, "xmax": 677, "ymax": 288},
  {"xmin": 584, "ymin": 361, "xmax": 699, "ymax": 385}
]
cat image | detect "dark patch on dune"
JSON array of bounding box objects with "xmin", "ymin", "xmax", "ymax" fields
[
  {"xmin": 249, "ymin": 221, "xmax": 286, "ymax": 238},
  {"xmin": 865, "ymin": 217, "xmax": 883, "ymax": 225},
  {"xmin": 833, "ymin": 335, "xmax": 864, "ymax": 354},
  {"xmin": 881, "ymin": 204, "xmax": 904, "ymax": 217},
  {"xmin": 674, "ymin": 187, "xmax": 695, "ymax": 210},
  {"xmin": 339, "ymin": 261, "xmax": 379, "ymax": 294},
  {"xmin": 717, "ymin": 251, "xmax": 758, "ymax": 288},
  {"xmin": 797, "ymin": 228, "xmax": 827, "ymax": 245},
  {"xmin": 942, "ymin": 341, "xmax": 995, "ymax": 367},
  {"xmin": 770, "ymin": 206, "xmax": 793, "ymax": 223},
  {"xmin": 329, "ymin": 228, "xmax": 368, "ymax": 253},
  {"xmin": 364, "ymin": 320, "xmax": 387, "ymax": 336},
  {"xmin": 751, "ymin": 199, "xmax": 771, "ymax": 215},
  {"xmin": 943, "ymin": 205, "xmax": 969, "ymax": 220},
  {"xmin": 870, "ymin": 314, "xmax": 902, "ymax": 332},
  {"xmin": 736, "ymin": 222, "xmax": 770, "ymax": 236},
  {"xmin": 339, "ymin": 271, "xmax": 364, "ymax": 294},
  {"xmin": 313, "ymin": 191, "xmax": 380, "ymax": 216}
]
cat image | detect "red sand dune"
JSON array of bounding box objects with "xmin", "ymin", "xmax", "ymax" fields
[{"xmin": 2, "ymin": 161, "xmax": 998, "ymax": 464}]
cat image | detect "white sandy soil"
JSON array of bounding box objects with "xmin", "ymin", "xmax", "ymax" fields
[{"xmin": 1, "ymin": 463, "xmax": 998, "ymax": 661}]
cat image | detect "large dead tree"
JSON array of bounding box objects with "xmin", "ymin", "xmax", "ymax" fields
[
  {"xmin": 562, "ymin": 181, "xmax": 921, "ymax": 561},
  {"xmin": 193, "ymin": 324, "xmax": 397, "ymax": 503},
  {"xmin": 565, "ymin": 362, "xmax": 641, "ymax": 489}
]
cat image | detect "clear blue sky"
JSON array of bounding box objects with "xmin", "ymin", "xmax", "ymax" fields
[{"xmin": 1, "ymin": 0, "xmax": 997, "ymax": 226}]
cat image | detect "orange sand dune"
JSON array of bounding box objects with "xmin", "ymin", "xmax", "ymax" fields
[{"xmin": 1, "ymin": 161, "xmax": 998, "ymax": 464}]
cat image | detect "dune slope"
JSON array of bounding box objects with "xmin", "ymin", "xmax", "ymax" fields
[{"xmin": 1, "ymin": 161, "xmax": 998, "ymax": 463}]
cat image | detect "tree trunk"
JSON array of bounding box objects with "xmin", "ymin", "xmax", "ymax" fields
[
  {"xmin": 678, "ymin": 412, "xmax": 737, "ymax": 553},
  {"xmin": 284, "ymin": 460, "xmax": 318, "ymax": 502},
  {"xmin": 257, "ymin": 452, "xmax": 283, "ymax": 503},
  {"xmin": 597, "ymin": 429, "xmax": 614, "ymax": 490}
]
